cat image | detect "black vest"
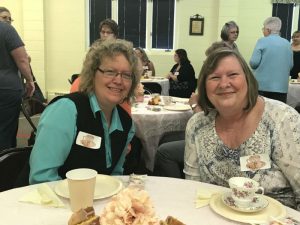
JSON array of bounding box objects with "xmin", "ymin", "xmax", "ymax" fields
[{"xmin": 49, "ymin": 92, "xmax": 132, "ymax": 178}]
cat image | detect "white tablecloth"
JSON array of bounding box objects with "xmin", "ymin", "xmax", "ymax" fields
[
  {"xmin": 0, "ymin": 176, "xmax": 299, "ymax": 225},
  {"xmin": 132, "ymin": 96, "xmax": 193, "ymax": 171},
  {"xmin": 287, "ymin": 83, "xmax": 300, "ymax": 108},
  {"xmin": 141, "ymin": 78, "xmax": 170, "ymax": 96}
]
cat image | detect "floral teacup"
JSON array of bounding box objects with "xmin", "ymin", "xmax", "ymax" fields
[{"xmin": 228, "ymin": 177, "xmax": 264, "ymax": 208}]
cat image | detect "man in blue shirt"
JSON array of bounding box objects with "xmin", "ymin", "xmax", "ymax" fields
[{"xmin": 250, "ymin": 17, "xmax": 293, "ymax": 103}]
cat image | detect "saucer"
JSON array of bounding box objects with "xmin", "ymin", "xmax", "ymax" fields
[
  {"xmin": 221, "ymin": 191, "xmax": 269, "ymax": 213},
  {"xmin": 210, "ymin": 193, "xmax": 286, "ymax": 224}
]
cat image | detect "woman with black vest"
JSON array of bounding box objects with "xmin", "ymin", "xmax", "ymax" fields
[{"xmin": 29, "ymin": 39, "xmax": 140, "ymax": 184}]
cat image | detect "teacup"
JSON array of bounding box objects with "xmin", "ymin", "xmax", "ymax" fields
[{"xmin": 228, "ymin": 177, "xmax": 264, "ymax": 208}]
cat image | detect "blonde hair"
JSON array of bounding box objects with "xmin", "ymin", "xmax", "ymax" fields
[{"xmin": 79, "ymin": 39, "xmax": 140, "ymax": 100}]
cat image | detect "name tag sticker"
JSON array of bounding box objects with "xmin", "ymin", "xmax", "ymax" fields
[
  {"xmin": 240, "ymin": 153, "xmax": 271, "ymax": 172},
  {"xmin": 76, "ymin": 131, "xmax": 101, "ymax": 149}
]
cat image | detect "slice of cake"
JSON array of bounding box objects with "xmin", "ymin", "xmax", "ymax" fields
[{"xmin": 68, "ymin": 207, "xmax": 100, "ymax": 225}]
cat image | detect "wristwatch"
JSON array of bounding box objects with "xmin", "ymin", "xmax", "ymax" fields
[{"xmin": 191, "ymin": 103, "xmax": 197, "ymax": 110}]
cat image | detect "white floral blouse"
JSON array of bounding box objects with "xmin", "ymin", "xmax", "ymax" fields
[{"xmin": 184, "ymin": 97, "xmax": 300, "ymax": 210}]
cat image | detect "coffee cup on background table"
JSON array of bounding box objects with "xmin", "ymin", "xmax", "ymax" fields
[
  {"xmin": 66, "ymin": 168, "xmax": 97, "ymax": 212},
  {"xmin": 228, "ymin": 177, "xmax": 264, "ymax": 208}
]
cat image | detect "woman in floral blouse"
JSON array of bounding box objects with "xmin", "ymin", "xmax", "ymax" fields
[{"xmin": 184, "ymin": 48, "xmax": 300, "ymax": 210}]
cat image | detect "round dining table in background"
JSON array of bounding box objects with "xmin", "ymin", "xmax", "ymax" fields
[
  {"xmin": 141, "ymin": 77, "xmax": 170, "ymax": 96},
  {"xmin": 0, "ymin": 176, "xmax": 299, "ymax": 225},
  {"xmin": 131, "ymin": 96, "xmax": 193, "ymax": 171}
]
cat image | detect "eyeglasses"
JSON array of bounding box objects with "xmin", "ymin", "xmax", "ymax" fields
[
  {"xmin": 97, "ymin": 68, "xmax": 133, "ymax": 81},
  {"xmin": 100, "ymin": 30, "xmax": 113, "ymax": 35},
  {"xmin": 0, "ymin": 16, "xmax": 14, "ymax": 23}
]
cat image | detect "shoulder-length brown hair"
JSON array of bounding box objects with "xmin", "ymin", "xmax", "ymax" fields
[
  {"xmin": 197, "ymin": 48, "xmax": 258, "ymax": 115},
  {"xmin": 79, "ymin": 39, "xmax": 140, "ymax": 100}
]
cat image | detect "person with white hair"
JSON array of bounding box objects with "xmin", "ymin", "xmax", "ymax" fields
[{"xmin": 250, "ymin": 17, "xmax": 293, "ymax": 103}]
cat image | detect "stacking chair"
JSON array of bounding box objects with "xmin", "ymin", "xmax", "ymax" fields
[
  {"xmin": 21, "ymin": 97, "xmax": 47, "ymax": 146},
  {"xmin": 0, "ymin": 146, "xmax": 32, "ymax": 191},
  {"xmin": 142, "ymin": 82, "xmax": 162, "ymax": 95}
]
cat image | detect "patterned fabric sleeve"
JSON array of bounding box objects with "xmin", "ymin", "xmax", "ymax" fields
[
  {"xmin": 269, "ymin": 101, "xmax": 300, "ymax": 210},
  {"xmin": 184, "ymin": 113, "xmax": 201, "ymax": 180}
]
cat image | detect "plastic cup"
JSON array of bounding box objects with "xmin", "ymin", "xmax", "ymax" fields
[{"xmin": 66, "ymin": 168, "xmax": 97, "ymax": 212}]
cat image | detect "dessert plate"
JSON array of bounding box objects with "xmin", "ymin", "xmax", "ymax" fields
[
  {"xmin": 209, "ymin": 193, "xmax": 286, "ymax": 224},
  {"xmin": 221, "ymin": 191, "xmax": 268, "ymax": 213},
  {"xmin": 54, "ymin": 174, "xmax": 122, "ymax": 200},
  {"xmin": 164, "ymin": 104, "xmax": 191, "ymax": 111}
]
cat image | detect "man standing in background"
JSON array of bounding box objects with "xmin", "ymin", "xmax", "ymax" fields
[
  {"xmin": 0, "ymin": 7, "xmax": 35, "ymax": 150},
  {"xmin": 250, "ymin": 17, "xmax": 293, "ymax": 103}
]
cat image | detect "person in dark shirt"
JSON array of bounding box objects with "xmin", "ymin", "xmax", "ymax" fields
[
  {"xmin": 290, "ymin": 30, "xmax": 300, "ymax": 79},
  {"xmin": 0, "ymin": 7, "xmax": 35, "ymax": 151},
  {"xmin": 167, "ymin": 49, "xmax": 196, "ymax": 98}
]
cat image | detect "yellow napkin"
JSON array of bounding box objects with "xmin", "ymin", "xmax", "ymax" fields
[
  {"xmin": 195, "ymin": 188, "xmax": 220, "ymax": 208},
  {"xmin": 19, "ymin": 183, "xmax": 65, "ymax": 208}
]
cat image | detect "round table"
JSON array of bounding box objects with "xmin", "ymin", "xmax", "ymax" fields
[
  {"xmin": 132, "ymin": 96, "xmax": 193, "ymax": 171},
  {"xmin": 0, "ymin": 176, "xmax": 299, "ymax": 225}
]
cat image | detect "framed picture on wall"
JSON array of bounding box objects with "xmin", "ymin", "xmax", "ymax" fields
[{"xmin": 189, "ymin": 15, "xmax": 204, "ymax": 36}]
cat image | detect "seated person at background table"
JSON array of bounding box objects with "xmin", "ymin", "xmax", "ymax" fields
[
  {"xmin": 220, "ymin": 21, "xmax": 239, "ymax": 51},
  {"xmin": 29, "ymin": 39, "xmax": 140, "ymax": 184},
  {"xmin": 153, "ymin": 92, "xmax": 201, "ymax": 179},
  {"xmin": 184, "ymin": 48, "xmax": 300, "ymax": 210},
  {"xmin": 290, "ymin": 30, "xmax": 300, "ymax": 79},
  {"xmin": 167, "ymin": 49, "xmax": 196, "ymax": 98},
  {"xmin": 70, "ymin": 18, "xmax": 119, "ymax": 93},
  {"xmin": 135, "ymin": 47, "xmax": 155, "ymax": 77}
]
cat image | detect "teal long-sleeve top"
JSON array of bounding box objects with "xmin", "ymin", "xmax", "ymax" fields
[
  {"xmin": 29, "ymin": 93, "xmax": 135, "ymax": 184},
  {"xmin": 249, "ymin": 34, "xmax": 293, "ymax": 93}
]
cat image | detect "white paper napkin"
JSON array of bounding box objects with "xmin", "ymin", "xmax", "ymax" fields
[
  {"xmin": 195, "ymin": 188, "xmax": 220, "ymax": 208},
  {"xmin": 19, "ymin": 183, "xmax": 65, "ymax": 208}
]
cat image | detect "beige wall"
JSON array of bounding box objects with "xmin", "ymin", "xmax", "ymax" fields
[{"xmin": 2, "ymin": 0, "xmax": 273, "ymax": 100}]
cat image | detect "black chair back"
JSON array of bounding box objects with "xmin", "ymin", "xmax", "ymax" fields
[
  {"xmin": 0, "ymin": 146, "xmax": 32, "ymax": 191},
  {"xmin": 68, "ymin": 74, "xmax": 79, "ymax": 84},
  {"xmin": 142, "ymin": 82, "xmax": 162, "ymax": 95},
  {"xmin": 158, "ymin": 131, "xmax": 185, "ymax": 146},
  {"xmin": 21, "ymin": 97, "xmax": 47, "ymax": 146}
]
